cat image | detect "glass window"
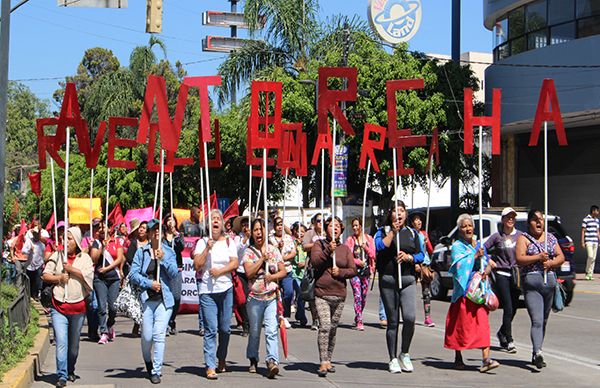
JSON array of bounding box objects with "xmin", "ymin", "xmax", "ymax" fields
[
  {"xmin": 508, "ymin": 7, "xmax": 525, "ymax": 38},
  {"xmin": 494, "ymin": 18, "xmax": 508, "ymax": 47},
  {"xmin": 549, "ymin": 0, "xmax": 575, "ymax": 25},
  {"xmin": 577, "ymin": 0, "xmax": 600, "ymax": 18},
  {"xmin": 495, "ymin": 42, "xmax": 510, "ymax": 61},
  {"xmin": 526, "ymin": 0, "xmax": 547, "ymax": 32},
  {"xmin": 528, "ymin": 28, "xmax": 548, "ymax": 50},
  {"xmin": 551, "ymin": 22, "xmax": 576, "ymax": 44},
  {"xmin": 578, "ymin": 15, "xmax": 600, "ymax": 38},
  {"xmin": 511, "ymin": 36, "xmax": 526, "ymax": 55}
]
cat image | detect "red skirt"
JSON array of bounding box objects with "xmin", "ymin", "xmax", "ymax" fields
[{"xmin": 444, "ymin": 297, "xmax": 490, "ymax": 350}]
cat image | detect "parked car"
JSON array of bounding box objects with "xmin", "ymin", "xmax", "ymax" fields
[{"xmin": 429, "ymin": 210, "xmax": 575, "ymax": 305}]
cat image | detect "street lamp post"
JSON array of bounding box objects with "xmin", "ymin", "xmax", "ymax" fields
[{"xmin": 0, "ymin": 0, "xmax": 12, "ymax": 247}]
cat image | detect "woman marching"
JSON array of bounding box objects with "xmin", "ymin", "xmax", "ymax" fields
[
  {"xmin": 129, "ymin": 219, "xmax": 179, "ymax": 384},
  {"xmin": 242, "ymin": 218, "xmax": 287, "ymax": 378},
  {"xmin": 311, "ymin": 216, "xmax": 357, "ymax": 377},
  {"xmin": 193, "ymin": 209, "xmax": 239, "ymax": 380},
  {"xmin": 268, "ymin": 216, "xmax": 297, "ymax": 329},
  {"xmin": 374, "ymin": 202, "xmax": 425, "ymax": 373},
  {"xmin": 516, "ymin": 209, "xmax": 565, "ymax": 369},
  {"xmin": 42, "ymin": 227, "xmax": 94, "ymax": 387},
  {"xmin": 444, "ymin": 214, "xmax": 499, "ymax": 373},
  {"xmin": 408, "ymin": 212, "xmax": 436, "ymax": 327},
  {"xmin": 344, "ymin": 217, "xmax": 375, "ymax": 331},
  {"xmin": 162, "ymin": 214, "xmax": 184, "ymax": 336}
]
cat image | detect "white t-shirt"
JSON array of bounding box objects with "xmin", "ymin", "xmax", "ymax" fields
[
  {"xmin": 234, "ymin": 234, "xmax": 250, "ymax": 273},
  {"xmin": 21, "ymin": 238, "xmax": 45, "ymax": 271},
  {"xmin": 194, "ymin": 237, "xmax": 237, "ymax": 294}
]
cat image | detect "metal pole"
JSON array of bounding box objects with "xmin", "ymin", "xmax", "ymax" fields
[
  {"xmin": 248, "ymin": 166, "xmax": 252, "ymax": 226},
  {"xmin": 425, "ymin": 153, "xmax": 434, "ymax": 235},
  {"xmin": 203, "ymin": 142, "xmax": 213, "ymax": 240},
  {"xmin": 544, "ymin": 121, "xmax": 548, "ymax": 284},
  {"xmin": 105, "ymin": 168, "xmax": 110, "ymax": 240},
  {"xmin": 362, "ymin": 160, "xmax": 371, "ymax": 263},
  {"xmin": 392, "ymin": 148, "xmax": 402, "ymax": 289},
  {"xmin": 169, "ymin": 172, "xmax": 174, "ymax": 218},
  {"xmin": 90, "ymin": 169, "xmax": 94, "ymax": 243},
  {"xmin": 152, "ymin": 172, "xmax": 159, "ymax": 215},
  {"xmin": 255, "ymin": 176, "xmax": 263, "ymax": 218},
  {"xmin": 199, "ymin": 166, "xmax": 205, "ymax": 232},
  {"xmin": 263, "ymin": 149, "xmax": 269, "ymax": 240},
  {"xmin": 157, "ymin": 150, "xmax": 164, "ymax": 280},
  {"xmin": 478, "ymin": 126, "xmax": 484, "ymax": 273},
  {"xmin": 282, "ymin": 168, "xmax": 288, "ymax": 226},
  {"xmin": 451, "ymin": 0, "xmax": 461, "ymax": 62},
  {"xmin": 50, "ymin": 159, "xmax": 58, "ymax": 246},
  {"xmin": 0, "ymin": 0, "xmax": 11, "ymax": 246},
  {"xmin": 331, "ymin": 121, "xmax": 337, "ymax": 267},
  {"xmin": 320, "ymin": 149, "xmax": 325, "ymax": 238}
]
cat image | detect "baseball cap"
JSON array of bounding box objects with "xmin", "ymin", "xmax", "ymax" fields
[
  {"xmin": 501, "ymin": 207, "xmax": 517, "ymax": 218},
  {"xmin": 147, "ymin": 218, "xmax": 160, "ymax": 230}
]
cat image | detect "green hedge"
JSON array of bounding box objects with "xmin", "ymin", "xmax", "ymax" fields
[{"xmin": 0, "ymin": 285, "xmax": 40, "ymax": 381}]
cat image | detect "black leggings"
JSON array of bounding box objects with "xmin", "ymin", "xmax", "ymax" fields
[
  {"xmin": 493, "ymin": 271, "xmax": 520, "ymax": 342},
  {"xmin": 379, "ymin": 274, "xmax": 416, "ymax": 359}
]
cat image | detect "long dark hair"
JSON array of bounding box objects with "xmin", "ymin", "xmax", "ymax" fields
[
  {"xmin": 384, "ymin": 201, "xmax": 407, "ymax": 227},
  {"xmin": 249, "ymin": 218, "xmax": 266, "ymax": 248}
]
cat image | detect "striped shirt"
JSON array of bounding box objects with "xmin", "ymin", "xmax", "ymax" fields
[{"xmin": 582, "ymin": 215, "xmax": 600, "ymax": 243}]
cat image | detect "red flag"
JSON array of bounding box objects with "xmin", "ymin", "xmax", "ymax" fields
[
  {"xmin": 46, "ymin": 212, "xmax": 55, "ymax": 231},
  {"xmin": 223, "ymin": 199, "xmax": 240, "ymax": 221},
  {"xmin": 28, "ymin": 172, "xmax": 41, "ymax": 197},
  {"xmin": 107, "ymin": 203, "xmax": 125, "ymax": 228},
  {"xmin": 202, "ymin": 193, "xmax": 218, "ymax": 219}
]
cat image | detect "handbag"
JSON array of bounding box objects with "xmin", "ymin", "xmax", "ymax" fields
[
  {"xmin": 466, "ymin": 271, "xmax": 498, "ymax": 310},
  {"xmin": 552, "ymin": 280, "xmax": 566, "ymax": 312},
  {"xmin": 40, "ymin": 282, "xmax": 54, "ymax": 308},
  {"xmin": 300, "ymin": 261, "xmax": 316, "ymax": 301},
  {"xmin": 511, "ymin": 265, "xmax": 521, "ymax": 289},
  {"xmin": 114, "ymin": 276, "xmax": 143, "ymax": 324}
]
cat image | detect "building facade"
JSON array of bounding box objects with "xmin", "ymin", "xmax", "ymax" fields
[{"xmin": 484, "ymin": 0, "xmax": 600, "ymax": 271}]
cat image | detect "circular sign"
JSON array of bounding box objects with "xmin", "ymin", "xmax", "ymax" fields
[{"xmin": 368, "ymin": 0, "xmax": 422, "ymax": 44}]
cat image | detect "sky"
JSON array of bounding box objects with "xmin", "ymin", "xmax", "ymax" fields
[{"xmin": 7, "ymin": 0, "xmax": 492, "ymax": 103}]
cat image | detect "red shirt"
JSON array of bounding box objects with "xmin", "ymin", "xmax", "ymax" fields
[{"xmin": 52, "ymin": 254, "xmax": 87, "ymax": 315}]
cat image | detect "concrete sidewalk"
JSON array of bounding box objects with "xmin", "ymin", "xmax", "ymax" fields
[{"xmin": 33, "ymin": 278, "xmax": 600, "ymax": 387}]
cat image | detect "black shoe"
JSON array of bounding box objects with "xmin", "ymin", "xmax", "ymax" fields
[
  {"xmin": 533, "ymin": 352, "xmax": 545, "ymax": 369},
  {"xmin": 496, "ymin": 331, "xmax": 508, "ymax": 349},
  {"xmin": 145, "ymin": 361, "xmax": 153, "ymax": 375},
  {"xmin": 169, "ymin": 327, "xmax": 177, "ymax": 336},
  {"xmin": 327, "ymin": 365, "xmax": 336, "ymax": 373},
  {"xmin": 150, "ymin": 374, "xmax": 161, "ymax": 384},
  {"xmin": 317, "ymin": 369, "xmax": 328, "ymax": 378},
  {"xmin": 199, "ymin": 328, "xmax": 205, "ymax": 336},
  {"xmin": 55, "ymin": 378, "xmax": 67, "ymax": 388},
  {"xmin": 67, "ymin": 374, "xmax": 77, "ymax": 382}
]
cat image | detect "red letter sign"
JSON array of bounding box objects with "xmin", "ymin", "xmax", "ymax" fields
[
  {"xmin": 318, "ymin": 67, "xmax": 357, "ymax": 135},
  {"xmin": 359, "ymin": 123, "xmax": 387, "ymax": 173},
  {"xmin": 249, "ymin": 81, "xmax": 283, "ymax": 150},
  {"xmin": 183, "ymin": 76, "xmax": 222, "ymax": 142},
  {"xmin": 108, "ymin": 117, "xmax": 138, "ymax": 169},
  {"xmin": 529, "ymin": 79, "xmax": 568, "ymax": 146},
  {"xmin": 464, "ymin": 88, "xmax": 502, "ymax": 155}
]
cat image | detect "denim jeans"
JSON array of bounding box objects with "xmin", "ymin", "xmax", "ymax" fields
[
  {"xmin": 196, "ymin": 280, "xmax": 204, "ymax": 330},
  {"xmin": 246, "ymin": 297, "xmax": 279, "ymax": 363},
  {"xmin": 93, "ymin": 278, "xmax": 120, "ymax": 335},
  {"xmin": 379, "ymin": 297, "xmax": 387, "ymax": 321},
  {"xmin": 50, "ymin": 309, "xmax": 85, "ymax": 380},
  {"xmin": 141, "ymin": 299, "xmax": 173, "ymax": 376},
  {"xmin": 200, "ymin": 287, "xmax": 233, "ymax": 369},
  {"xmin": 169, "ymin": 270, "xmax": 183, "ymax": 328},
  {"xmin": 280, "ymin": 272, "xmax": 294, "ymax": 318},
  {"xmin": 26, "ymin": 267, "xmax": 43, "ymax": 299},
  {"xmin": 86, "ymin": 291, "xmax": 98, "ymax": 339},
  {"xmin": 292, "ymin": 278, "xmax": 307, "ymax": 324}
]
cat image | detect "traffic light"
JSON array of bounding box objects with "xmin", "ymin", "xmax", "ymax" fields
[{"xmin": 146, "ymin": 0, "xmax": 163, "ymax": 33}]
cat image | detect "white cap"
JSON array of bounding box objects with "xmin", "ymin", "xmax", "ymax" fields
[{"xmin": 501, "ymin": 207, "xmax": 517, "ymax": 217}]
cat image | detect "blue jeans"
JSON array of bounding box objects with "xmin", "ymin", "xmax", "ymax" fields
[
  {"xmin": 93, "ymin": 278, "xmax": 120, "ymax": 335},
  {"xmin": 246, "ymin": 297, "xmax": 279, "ymax": 363},
  {"xmin": 86, "ymin": 291, "xmax": 98, "ymax": 339},
  {"xmin": 280, "ymin": 272, "xmax": 294, "ymax": 318},
  {"xmin": 141, "ymin": 299, "xmax": 173, "ymax": 376},
  {"xmin": 200, "ymin": 287, "xmax": 233, "ymax": 369},
  {"xmin": 292, "ymin": 278, "xmax": 307, "ymax": 324},
  {"xmin": 50, "ymin": 309, "xmax": 85, "ymax": 380},
  {"xmin": 379, "ymin": 297, "xmax": 387, "ymax": 321},
  {"xmin": 169, "ymin": 271, "xmax": 183, "ymax": 328},
  {"xmin": 196, "ymin": 280, "xmax": 204, "ymax": 330}
]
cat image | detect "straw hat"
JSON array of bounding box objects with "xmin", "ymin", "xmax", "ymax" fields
[
  {"xmin": 128, "ymin": 218, "xmax": 141, "ymax": 235},
  {"xmin": 233, "ymin": 216, "xmax": 250, "ymax": 234}
]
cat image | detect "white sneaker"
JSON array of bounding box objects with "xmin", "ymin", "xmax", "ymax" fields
[
  {"xmin": 388, "ymin": 358, "xmax": 402, "ymax": 373},
  {"xmin": 399, "ymin": 353, "xmax": 414, "ymax": 372},
  {"xmin": 283, "ymin": 318, "xmax": 291, "ymax": 329}
]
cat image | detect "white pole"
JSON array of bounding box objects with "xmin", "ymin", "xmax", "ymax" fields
[
  {"xmin": 248, "ymin": 166, "xmax": 253, "ymax": 227},
  {"xmin": 478, "ymin": 126, "xmax": 484, "ymax": 273},
  {"xmin": 425, "ymin": 153, "xmax": 434, "ymax": 234},
  {"xmin": 320, "ymin": 148, "xmax": 325, "ymax": 238},
  {"xmin": 50, "ymin": 158, "xmax": 58, "ymax": 248},
  {"xmin": 297, "ymin": 176, "xmax": 302, "ymax": 226},
  {"xmin": 362, "ymin": 160, "xmax": 372, "ymax": 263},
  {"xmin": 169, "ymin": 172, "xmax": 174, "ymax": 215},
  {"xmin": 255, "ymin": 177, "xmax": 263, "ymax": 219},
  {"xmin": 199, "ymin": 166, "xmax": 205, "ymax": 232},
  {"xmin": 89, "ymin": 169, "xmax": 94, "ymax": 244},
  {"xmin": 152, "ymin": 172, "xmax": 159, "ymax": 215},
  {"xmin": 544, "ymin": 120, "xmax": 548, "ymax": 284},
  {"xmin": 392, "ymin": 148, "xmax": 402, "ymax": 289},
  {"xmin": 203, "ymin": 142, "xmax": 213, "ymax": 240},
  {"xmin": 282, "ymin": 168, "xmax": 288, "ymax": 227},
  {"xmin": 105, "ymin": 167, "xmax": 110, "ymax": 240},
  {"xmin": 331, "ymin": 121, "xmax": 337, "ymax": 268},
  {"xmin": 157, "ymin": 150, "xmax": 164, "ymax": 280},
  {"xmin": 263, "ymin": 149, "xmax": 269, "ymax": 242},
  {"xmin": 63, "ymin": 127, "xmax": 70, "ymax": 300}
]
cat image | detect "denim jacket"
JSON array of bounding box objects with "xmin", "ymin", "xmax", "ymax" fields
[{"xmin": 129, "ymin": 241, "xmax": 179, "ymax": 308}]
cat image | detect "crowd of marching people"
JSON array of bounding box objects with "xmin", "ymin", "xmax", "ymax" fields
[{"xmin": 1, "ymin": 203, "xmax": 570, "ymax": 386}]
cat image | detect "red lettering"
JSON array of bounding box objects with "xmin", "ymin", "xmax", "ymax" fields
[
  {"xmin": 183, "ymin": 76, "xmax": 222, "ymax": 142},
  {"xmin": 107, "ymin": 117, "xmax": 138, "ymax": 169},
  {"xmin": 318, "ymin": 67, "xmax": 357, "ymax": 135},
  {"xmin": 464, "ymin": 88, "xmax": 502, "ymax": 155},
  {"xmin": 249, "ymin": 81, "xmax": 282, "ymax": 150},
  {"xmin": 529, "ymin": 79, "xmax": 568, "ymax": 146},
  {"xmin": 359, "ymin": 123, "xmax": 387, "ymax": 173}
]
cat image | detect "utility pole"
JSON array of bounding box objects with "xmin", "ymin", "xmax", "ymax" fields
[
  {"xmin": 230, "ymin": 0, "xmax": 238, "ymax": 104},
  {"xmin": 451, "ymin": 0, "xmax": 461, "ymax": 218},
  {"xmin": 0, "ymin": 0, "xmax": 12, "ymax": 247}
]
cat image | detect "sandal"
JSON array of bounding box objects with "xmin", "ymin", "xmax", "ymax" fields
[{"xmin": 206, "ymin": 369, "xmax": 218, "ymax": 380}]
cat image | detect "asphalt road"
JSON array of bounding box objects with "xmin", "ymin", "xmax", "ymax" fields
[{"xmin": 33, "ymin": 275, "xmax": 600, "ymax": 387}]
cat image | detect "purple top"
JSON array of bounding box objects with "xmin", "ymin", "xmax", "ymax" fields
[
  {"xmin": 521, "ymin": 232, "xmax": 558, "ymax": 274},
  {"xmin": 484, "ymin": 229, "xmax": 521, "ymax": 270}
]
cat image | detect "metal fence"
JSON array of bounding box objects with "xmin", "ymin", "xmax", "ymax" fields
[{"xmin": 1, "ymin": 271, "xmax": 31, "ymax": 335}]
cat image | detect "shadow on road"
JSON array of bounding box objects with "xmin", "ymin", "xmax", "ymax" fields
[
  {"xmin": 104, "ymin": 366, "xmax": 148, "ymax": 379},
  {"xmin": 344, "ymin": 361, "xmax": 389, "ymax": 371},
  {"xmin": 283, "ymin": 361, "xmax": 318, "ymax": 375}
]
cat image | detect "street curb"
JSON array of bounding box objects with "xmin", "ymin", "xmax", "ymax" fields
[{"xmin": 0, "ymin": 301, "xmax": 50, "ymax": 388}]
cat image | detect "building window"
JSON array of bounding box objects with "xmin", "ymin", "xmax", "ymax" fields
[
  {"xmin": 549, "ymin": 0, "xmax": 575, "ymax": 25},
  {"xmin": 508, "ymin": 7, "xmax": 525, "ymax": 38},
  {"xmin": 511, "ymin": 36, "xmax": 526, "ymax": 55},
  {"xmin": 494, "ymin": 18, "xmax": 508, "ymax": 47},
  {"xmin": 578, "ymin": 15, "xmax": 600, "ymax": 38},
  {"xmin": 577, "ymin": 0, "xmax": 600, "ymax": 18},
  {"xmin": 551, "ymin": 22, "xmax": 576, "ymax": 44},
  {"xmin": 526, "ymin": 0, "xmax": 547, "ymax": 32},
  {"xmin": 528, "ymin": 28, "xmax": 548, "ymax": 50}
]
